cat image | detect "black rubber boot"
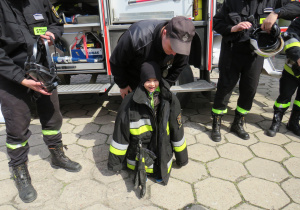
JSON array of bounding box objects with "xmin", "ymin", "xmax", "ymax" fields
[
  {"xmin": 230, "ymin": 111, "xmax": 250, "ymax": 140},
  {"xmin": 49, "ymin": 143, "xmax": 82, "ymax": 172},
  {"xmin": 12, "ymin": 162, "xmax": 37, "ymax": 203},
  {"xmin": 266, "ymin": 111, "xmax": 284, "ymax": 137},
  {"xmin": 211, "ymin": 114, "xmax": 223, "ymax": 142},
  {"xmin": 287, "ymin": 109, "xmax": 300, "ymax": 136}
]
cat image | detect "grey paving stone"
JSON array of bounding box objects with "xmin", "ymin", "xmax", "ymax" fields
[
  {"xmin": 92, "ymin": 161, "xmax": 129, "ymax": 184},
  {"xmin": 83, "ymin": 204, "xmax": 113, "ymax": 210},
  {"xmin": 72, "ymin": 123, "xmax": 100, "ymax": 136},
  {"xmin": 69, "ymin": 117, "xmax": 94, "ymax": 126},
  {"xmin": 28, "ymin": 159, "xmax": 56, "ymax": 182},
  {"xmin": 285, "ymin": 132, "xmax": 300, "ymax": 143},
  {"xmin": 85, "ymin": 144, "xmax": 109, "ymax": 163},
  {"xmin": 0, "ymin": 205, "xmax": 17, "ymax": 210},
  {"xmin": 246, "ymin": 113, "xmax": 265, "ymax": 123},
  {"xmin": 171, "ymin": 159, "xmax": 207, "ymax": 183},
  {"xmin": 62, "ymin": 144, "xmax": 85, "ymax": 160},
  {"xmin": 255, "ymin": 130, "xmax": 291, "ymax": 145},
  {"xmin": 217, "ymin": 143, "xmax": 253, "ymax": 162},
  {"xmin": 250, "ymin": 142, "xmax": 290, "ymax": 162},
  {"xmin": 99, "ymin": 123, "xmax": 115, "ymax": 135},
  {"xmin": 28, "ymin": 144, "xmax": 50, "ymax": 162},
  {"xmin": 233, "ymin": 203, "xmax": 263, "ymax": 210},
  {"xmin": 183, "ymin": 204, "xmax": 208, "ymax": 210},
  {"xmin": 28, "ymin": 134, "xmax": 44, "ymax": 147},
  {"xmin": 53, "ymin": 158, "xmax": 94, "ymax": 182},
  {"xmin": 59, "ymin": 179, "xmax": 107, "ymax": 210},
  {"xmin": 225, "ymin": 133, "xmax": 258, "ymax": 146},
  {"xmin": 190, "ymin": 114, "xmax": 212, "ymax": 124},
  {"xmin": 208, "ymin": 158, "xmax": 248, "ymax": 182},
  {"xmin": 60, "ymin": 123, "xmax": 75, "ymax": 134},
  {"xmin": 28, "ymin": 124, "xmax": 42, "ymax": 134},
  {"xmin": 106, "ymin": 179, "xmax": 152, "ymax": 210},
  {"xmin": 0, "ymin": 147, "xmax": 8, "ymax": 162},
  {"xmin": 60, "ymin": 103, "xmax": 82, "ymax": 111},
  {"xmin": 0, "ymin": 179, "xmax": 17, "ymax": 205},
  {"xmin": 188, "ymin": 143, "xmax": 219, "ymax": 162},
  {"xmin": 282, "ymin": 203, "xmax": 300, "ymax": 210},
  {"xmin": 282, "ymin": 178, "xmax": 300, "ymax": 204},
  {"xmin": 284, "ymin": 157, "xmax": 300, "ymax": 178},
  {"xmin": 196, "ymin": 132, "xmax": 226, "ymax": 146},
  {"xmin": 61, "ymin": 133, "xmax": 78, "ymax": 145},
  {"xmin": 77, "ymin": 133, "xmax": 107, "ymax": 147},
  {"xmin": 238, "ymin": 177, "xmax": 290, "ymax": 209},
  {"xmin": 185, "ymin": 133, "xmax": 197, "ymax": 146},
  {"xmin": 245, "ymin": 158, "xmax": 289, "ymax": 182},
  {"xmin": 184, "ymin": 122, "xmax": 206, "ymax": 135},
  {"xmin": 284, "ymin": 142, "xmax": 300, "ymax": 157},
  {"xmin": 0, "ymin": 136, "xmax": 5, "ymax": 147},
  {"xmin": 63, "ymin": 109, "xmax": 87, "ymax": 118},
  {"xmin": 150, "ymin": 178, "xmax": 194, "ymax": 210},
  {"xmin": 194, "ymin": 177, "xmax": 242, "ymax": 210},
  {"xmin": 94, "ymin": 115, "xmax": 116, "ymax": 125},
  {"xmin": 132, "ymin": 206, "xmax": 162, "ymax": 210}
]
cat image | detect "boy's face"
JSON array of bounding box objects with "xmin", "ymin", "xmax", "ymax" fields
[{"xmin": 144, "ymin": 78, "xmax": 159, "ymax": 93}]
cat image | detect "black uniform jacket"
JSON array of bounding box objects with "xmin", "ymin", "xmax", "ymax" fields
[
  {"xmin": 108, "ymin": 79, "xmax": 188, "ymax": 185},
  {"xmin": 109, "ymin": 19, "xmax": 189, "ymax": 89},
  {"xmin": 214, "ymin": 0, "xmax": 300, "ymax": 45},
  {"xmin": 0, "ymin": 0, "xmax": 63, "ymax": 84}
]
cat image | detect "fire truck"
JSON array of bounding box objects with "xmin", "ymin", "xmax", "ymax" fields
[{"xmin": 49, "ymin": 0, "xmax": 217, "ymax": 99}]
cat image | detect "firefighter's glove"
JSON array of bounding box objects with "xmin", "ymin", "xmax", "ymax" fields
[
  {"xmin": 292, "ymin": 64, "xmax": 300, "ymax": 77},
  {"xmin": 136, "ymin": 148, "xmax": 157, "ymax": 167},
  {"xmin": 134, "ymin": 146, "xmax": 147, "ymax": 198}
]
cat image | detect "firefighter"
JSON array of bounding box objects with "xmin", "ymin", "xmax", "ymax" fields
[
  {"xmin": 108, "ymin": 61, "xmax": 188, "ymax": 198},
  {"xmin": 110, "ymin": 16, "xmax": 195, "ymax": 99},
  {"xmin": 0, "ymin": 0, "xmax": 81, "ymax": 203},
  {"xmin": 211, "ymin": 0, "xmax": 300, "ymax": 142},
  {"xmin": 266, "ymin": 17, "xmax": 300, "ymax": 137}
]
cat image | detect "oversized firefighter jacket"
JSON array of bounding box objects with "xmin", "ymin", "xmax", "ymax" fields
[
  {"xmin": 108, "ymin": 79, "xmax": 188, "ymax": 185},
  {"xmin": 283, "ymin": 17, "xmax": 300, "ymax": 78}
]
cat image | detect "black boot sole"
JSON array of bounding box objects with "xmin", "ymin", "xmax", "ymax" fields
[{"xmin": 51, "ymin": 164, "xmax": 82, "ymax": 172}]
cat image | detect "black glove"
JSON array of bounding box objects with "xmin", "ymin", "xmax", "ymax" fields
[
  {"xmin": 136, "ymin": 148, "xmax": 157, "ymax": 168},
  {"xmin": 134, "ymin": 146, "xmax": 147, "ymax": 198}
]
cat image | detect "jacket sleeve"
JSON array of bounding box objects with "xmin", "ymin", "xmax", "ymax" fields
[
  {"xmin": 169, "ymin": 94, "xmax": 188, "ymax": 167},
  {"xmin": 110, "ymin": 30, "xmax": 136, "ymax": 89},
  {"xmin": 44, "ymin": 0, "xmax": 64, "ymax": 39},
  {"xmin": 164, "ymin": 55, "xmax": 189, "ymax": 86},
  {"xmin": 276, "ymin": 1, "xmax": 300, "ymax": 20},
  {"xmin": 283, "ymin": 18, "xmax": 300, "ymax": 62},
  {"xmin": 107, "ymin": 96, "xmax": 132, "ymax": 171}
]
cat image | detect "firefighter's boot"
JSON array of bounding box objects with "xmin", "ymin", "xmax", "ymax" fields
[
  {"xmin": 211, "ymin": 114, "xmax": 223, "ymax": 142},
  {"xmin": 287, "ymin": 109, "xmax": 300, "ymax": 136},
  {"xmin": 266, "ymin": 111, "xmax": 284, "ymax": 137},
  {"xmin": 49, "ymin": 143, "xmax": 82, "ymax": 172},
  {"xmin": 12, "ymin": 162, "xmax": 37, "ymax": 203},
  {"xmin": 230, "ymin": 111, "xmax": 250, "ymax": 140}
]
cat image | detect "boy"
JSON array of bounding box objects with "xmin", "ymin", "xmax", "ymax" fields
[{"xmin": 108, "ymin": 61, "xmax": 188, "ymax": 197}]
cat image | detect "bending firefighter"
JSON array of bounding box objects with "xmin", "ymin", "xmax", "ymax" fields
[
  {"xmin": 0, "ymin": 0, "xmax": 81, "ymax": 203},
  {"xmin": 266, "ymin": 17, "xmax": 300, "ymax": 137},
  {"xmin": 108, "ymin": 61, "xmax": 188, "ymax": 198},
  {"xmin": 211, "ymin": 0, "xmax": 300, "ymax": 142}
]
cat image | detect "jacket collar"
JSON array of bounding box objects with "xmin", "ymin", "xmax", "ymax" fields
[{"xmin": 133, "ymin": 79, "xmax": 172, "ymax": 105}]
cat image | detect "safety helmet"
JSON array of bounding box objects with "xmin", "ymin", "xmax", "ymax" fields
[
  {"xmin": 24, "ymin": 37, "xmax": 60, "ymax": 92},
  {"xmin": 250, "ymin": 23, "xmax": 284, "ymax": 58}
]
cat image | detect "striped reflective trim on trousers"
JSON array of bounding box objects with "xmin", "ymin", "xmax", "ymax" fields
[
  {"xmin": 274, "ymin": 101, "xmax": 290, "ymax": 109},
  {"xmin": 109, "ymin": 139, "xmax": 128, "ymax": 156},
  {"xmin": 172, "ymin": 136, "xmax": 187, "ymax": 152},
  {"xmin": 167, "ymin": 157, "xmax": 173, "ymax": 173},
  {"xmin": 126, "ymin": 158, "xmax": 154, "ymax": 173},
  {"xmin": 6, "ymin": 140, "xmax": 28, "ymax": 150},
  {"xmin": 42, "ymin": 130, "xmax": 61, "ymax": 135}
]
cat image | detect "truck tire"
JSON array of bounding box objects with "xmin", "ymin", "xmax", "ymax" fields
[{"xmin": 175, "ymin": 65, "xmax": 194, "ymax": 108}]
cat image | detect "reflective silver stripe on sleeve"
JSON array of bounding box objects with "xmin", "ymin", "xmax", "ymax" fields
[
  {"xmin": 171, "ymin": 136, "xmax": 185, "ymax": 147},
  {"xmin": 111, "ymin": 139, "xmax": 129, "ymax": 150},
  {"xmin": 130, "ymin": 119, "xmax": 151, "ymax": 129},
  {"xmin": 284, "ymin": 38, "xmax": 299, "ymax": 46},
  {"xmin": 127, "ymin": 158, "xmax": 136, "ymax": 166}
]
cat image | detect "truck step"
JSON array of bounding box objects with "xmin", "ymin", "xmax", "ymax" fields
[
  {"xmin": 108, "ymin": 80, "xmax": 216, "ymax": 96},
  {"xmin": 58, "ymin": 83, "xmax": 111, "ymax": 94}
]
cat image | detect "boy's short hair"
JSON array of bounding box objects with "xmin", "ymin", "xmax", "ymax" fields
[{"xmin": 140, "ymin": 61, "xmax": 162, "ymax": 84}]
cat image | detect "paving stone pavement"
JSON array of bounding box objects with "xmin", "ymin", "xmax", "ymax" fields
[{"xmin": 1, "ymin": 56, "xmax": 300, "ymax": 209}]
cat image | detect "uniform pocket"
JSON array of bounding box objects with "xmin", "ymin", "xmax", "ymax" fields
[{"xmin": 23, "ymin": 12, "xmax": 47, "ymax": 36}]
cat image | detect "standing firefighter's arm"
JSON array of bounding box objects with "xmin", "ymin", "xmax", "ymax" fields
[
  {"xmin": 169, "ymin": 94, "xmax": 188, "ymax": 166},
  {"xmin": 107, "ymin": 97, "xmax": 131, "ymax": 171},
  {"xmin": 283, "ymin": 18, "xmax": 300, "ymax": 63},
  {"xmin": 44, "ymin": 0, "xmax": 64, "ymax": 39}
]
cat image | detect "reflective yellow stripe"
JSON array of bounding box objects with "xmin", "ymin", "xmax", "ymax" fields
[
  {"xmin": 109, "ymin": 145, "xmax": 127, "ymax": 155},
  {"xmin": 284, "ymin": 42, "xmax": 300, "ymax": 52},
  {"xmin": 130, "ymin": 125, "xmax": 153, "ymax": 135},
  {"xmin": 294, "ymin": 100, "xmax": 300, "ymax": 108},
  {"xmin": 42, "ymin": 130, "xmax": 60, "ymax": 135},
  {"xmin": 212, "ymin": 108, "xmax": 227, "ymax": 115},
  {"xmin": 166, "ymin": 121, "xmax": 170, "ymax": 135},
  {"xmin": 284, "ymin": 64, "xmax": 300, "ymax": 78},
  {"xmin": 167, "ymin": 158, "xmax": 173, "ymax": 173},
  {"xmin": 259, "ymin": 18, "xmax": 265, "ymax": 24},
  {"xmin": 236, "ymin": 106, "xmax": 249, "ymax": 114},
  {"xmin": 6, "ymin": 140, "xmax": 28, "ymax": 150},
  {"xmin": 127, "ymin": 163, "xmax": 135, "ymax": 170},
  {"xmin": 173, "ymin": 139, "xmax": 187, "ymax": 152},
  {"xmin": 127, "ymin": 159, "xmax": 154, "ymax": 173},
  {"xmin": 274, "ymin": 101, "xmax": 290, "ymax": 109}
]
